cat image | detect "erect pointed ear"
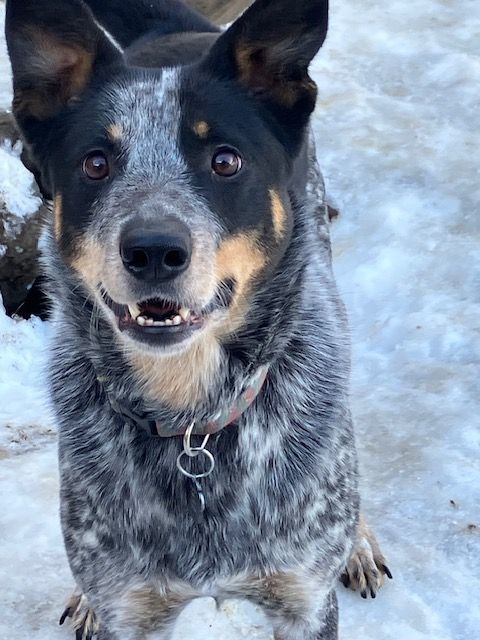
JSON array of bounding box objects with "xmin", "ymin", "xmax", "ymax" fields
[
  {"xmin": 5, "ymin": 0, "xmax": 123, "ymax": 125},
  {"xmin": 200, "ymin": 0, "xmax": 328, "ymax": 141}
]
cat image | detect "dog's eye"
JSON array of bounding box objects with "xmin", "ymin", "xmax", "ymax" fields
[
  {"xmin": 82, "ymin": 151, "xmax": 110, "ymax": 180},
  {"xmin": 211, "ymin": 147, "xmax": 242, "ymax": 177}
]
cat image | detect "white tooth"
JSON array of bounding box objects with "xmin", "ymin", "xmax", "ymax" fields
[
  {"xmin": 128, "ymin": 303, "xmax": 141, "ymax": 319},
  {"xmin": 172, "ymin": 315, "xmax": 182, "ymax": 325},
  {"xmin": 136, "ymin": 316, "xmax": 146, "ymax": 326},
  {"xmin": 164, "ymin": 319, "xmax": 173, "ymax": 326},
  {"xmin": 179, "ymin": 307, "xmax": 191, "ymax": 321},
  {"xmin": 153, "ymin": 320, "xmax": 166, "ymax": 326},
  {"xmin": 145, "ymin": 318, "xmax": 154, "ymax": 326}
]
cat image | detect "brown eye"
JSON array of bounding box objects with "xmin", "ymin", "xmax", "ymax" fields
[
  {"xmin": 211, "ymin": 147, "xmax": 242, "ymax": 177},
  {"xmin": 82, "ymin": 151, "xmax": 109, "ymax": 180}
]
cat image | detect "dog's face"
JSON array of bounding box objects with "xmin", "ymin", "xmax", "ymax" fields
[{"xmin": 6, "ymin": 0, "xmax": 328, "ymax": 355}]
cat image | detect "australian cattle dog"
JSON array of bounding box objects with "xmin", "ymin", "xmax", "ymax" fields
[{"xmin": 6, "ymin": 0, "xmax": 390, "ymax": 637}]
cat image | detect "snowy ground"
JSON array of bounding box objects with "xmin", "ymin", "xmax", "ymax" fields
[{"xmin": 1, "ymin": 1, "xmax": 479, "ymax": 639}]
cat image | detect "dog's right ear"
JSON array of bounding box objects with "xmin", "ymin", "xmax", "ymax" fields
[{"xmin": 5, "ymin": 0, "xmax": 123, "ymax": 126}]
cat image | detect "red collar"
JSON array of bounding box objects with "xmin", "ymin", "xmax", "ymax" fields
[{"xmin": 155, "ymin": 365, "xmax": 269, "ymax": 437}]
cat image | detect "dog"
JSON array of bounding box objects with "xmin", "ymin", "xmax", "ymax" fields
[{"xmin": 5, "ymin": 0, "xmax": 390, "ymax": 638}]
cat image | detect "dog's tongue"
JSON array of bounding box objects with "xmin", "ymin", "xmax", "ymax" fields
[{"xmin": 139, "ymin": 299, "xmax": 177, "ymax": 321}]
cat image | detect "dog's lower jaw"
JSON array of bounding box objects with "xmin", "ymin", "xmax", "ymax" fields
[{"xmin": 125, "ymin": 328, "xmax": 223, "ymax": 410}]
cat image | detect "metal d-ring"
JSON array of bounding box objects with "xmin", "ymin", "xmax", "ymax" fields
[
  {"xmin": 177, "ymin": 422, "xmax": 215, "ymax": 479},
  {"xmin": 183, "ymin": 422, "xmax": 210, "ymax": 458},
  {"xmin": 177, "ymin": 447, "xmax": 215, "ymax": 479}
]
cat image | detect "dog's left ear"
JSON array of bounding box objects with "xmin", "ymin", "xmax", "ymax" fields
[{"xmin": 201, "ymin": 0, "xmax": 328, "ymax": 147}]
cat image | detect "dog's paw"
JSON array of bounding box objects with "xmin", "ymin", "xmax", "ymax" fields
[
  {"xmin": 340, "ymin": 517, "xmax": 392, "ymax": 599},
  {"xmin": 59, "ymin": 590, "xmax": 100, "ymax": 640}
]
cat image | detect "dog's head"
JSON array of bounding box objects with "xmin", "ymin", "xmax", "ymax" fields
[{"xmin": 6, "ymin": 0, "xmax": 328, "ymax": 355}]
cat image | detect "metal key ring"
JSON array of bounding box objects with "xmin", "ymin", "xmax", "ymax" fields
[{"xmin": 176, "ymin": 447, "xmax": 215, "ymax": 479}]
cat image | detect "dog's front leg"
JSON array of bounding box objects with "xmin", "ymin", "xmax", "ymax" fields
[
  {"xmin": 270, "ymin": 590, "xmax": 338, "ymax": 640},
  {"xmin": 223, "ymin": 572, "xmax": 339, "ymax": 640},
  {"xmin": 103, "ymin": 581, "xmax": 196, "ymax": 640},
  {"xmin": 61, "ymin": 581, "xmax": 195, "ymax": 640}
]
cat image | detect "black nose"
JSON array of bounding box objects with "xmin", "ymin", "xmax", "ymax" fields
[{"xmin": 120, "ymin": 219, "xmax": 192, "ymax": 282}]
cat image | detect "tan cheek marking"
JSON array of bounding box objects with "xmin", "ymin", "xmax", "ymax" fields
[
  {"xmin": 215, "ymin": 232, "xmax": 266, "ymax": 286},
  {"xmin": 269, "ymin": 189, "xmax": 286, "ymax": 242},
  {"xmin": 107, "ymin": 123, "xmax": 123, "ymax": 142},
  {"xmin": 70, "ymin": 238, "xmax": 105, "ymax": 287},
  {"xmin": 213, "ymin": 232, "xmax": 267, "ymax": 337},
  {"xmin": 192, "ymin": 120, "xmax": 209, "ymax": 138},
  {"xmin": 53, "ymin": 194, "xmax": 63, "ymax": 240}
]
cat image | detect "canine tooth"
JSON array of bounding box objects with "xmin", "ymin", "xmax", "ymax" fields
[
  {"xmin": 164, "ymin": 319, "xmax": 173, "ymax": 326},
  {"xmin": 136, "ymin": 316, "xmax": 146, "ymax": 326},
  {"xmin": 179, "ymin": 307, "xmax": 191, "ymax": 321},
  {"xmin": 128, "ymin": 303, "xmax": 141, "ymax": 319},
  {"xmin": 172, "ymin": 315, "xmax": 182, "ymax": 325}
]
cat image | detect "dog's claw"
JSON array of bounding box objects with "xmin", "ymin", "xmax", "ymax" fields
[
  {"xmin": 59, "ymin": 607, "xmax": 71, "ymax": 625},
  {"xmin": 340, "ymin": 572, "xmax": 350, "ymax": 588},
  {"xmin": 383, "ymin": 564, "xmax": 393, "ymax": 580},
  {"xmin": 60, "ymin": 590, "xmax": 99, "ymax": 640}
]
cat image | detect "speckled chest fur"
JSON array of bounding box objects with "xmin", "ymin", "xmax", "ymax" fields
[{"xmin": 6, "ymin": 0, "xmax": 359, "ymax": 638}]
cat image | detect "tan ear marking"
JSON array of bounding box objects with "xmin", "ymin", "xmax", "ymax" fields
[
  {"xmin": 269, "ymin": 189, "xmax": 286, "ymax": 242},
  {"xmin": 192, "ymin": 121, "xmax": 209, "ymax": 138},
  {"xmin": 14, "ymin": 30, "xmax": 95, "ymax": 120},
  {"xmin": 234, "ymin": 41, "xmax": 317, "ymax": 109}
]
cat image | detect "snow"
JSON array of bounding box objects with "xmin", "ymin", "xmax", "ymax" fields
[
  {"xmin": 0, "ymin": 306, "xmax": 54, "ymax": 451},
  {"xmin": 0, "ymin": 140, "xmax": 42, "ymax": 227},
  {"xmin": 1, "ymin": 0, "xmax": 479, "ymax": 638}
]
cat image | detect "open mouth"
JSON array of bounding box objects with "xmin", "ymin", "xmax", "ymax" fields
[
  {"xmin": 122, "ymin": 299, "xmax": 202, "ymax": 329},
  {"xmin": 100, "ymin": 280, "xmax": 235, "ymax": 347},
  {"xmin": 102, "ymin": 294, "xmax": 204, "ymax": 346}
]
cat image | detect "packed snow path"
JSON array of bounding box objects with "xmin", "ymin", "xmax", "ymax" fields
[{"xmin": 1, "ymin": 1, "xmax": 479, "ymax": 638}]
